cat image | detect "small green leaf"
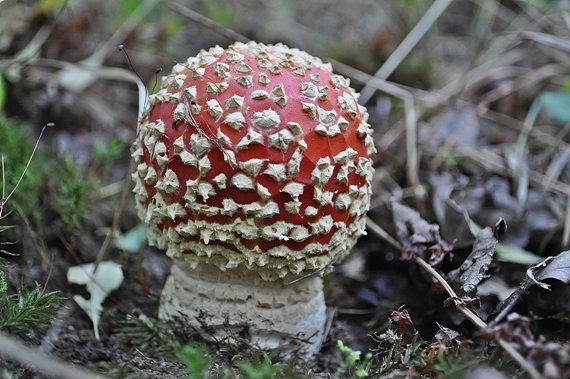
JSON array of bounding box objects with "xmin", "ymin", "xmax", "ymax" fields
[
  {"xmin": 35, "ymin": 0, "xmax": 67, "ymax": 15},
  {"xmin": 114, "ymin": 224, "xmax": 147, "ymax": 253},
  {"xmin": 67, "ymin": 261, "xmax": 124, "ymax": 339},
  {"xmin": 563, "ymin": 78, "xmax": 570, "ymax": 91},
  {"xmin": 539, "ymin": 91, "xmax": 570, "ymax": 123},
  {"xmin": 495, "ymin": 242, "xmax": 542, "ymax": 265},
  {"xmin": 118, "ymin": 0, "xmax": 142, "ymax": 15},
  {"xmin": 177, "ymin": 344, "xmax": 210, "ymax": 379}
]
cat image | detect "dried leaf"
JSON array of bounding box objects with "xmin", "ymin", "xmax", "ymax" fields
[
  {"xmin": 432, "ymin": 323, "xmax": 461, "ymax": 349},
  {"xmin": 391, "ymin": 201, "xmax": 454, "ymax": 267},
  {"xmin": 430, "ymin": 173, "xmax": 476, "ymax": 249},
  {"xmin": 447, "ymin": 227, "xmax": 497, "ymax": 296},
  {"xmin": 443, "ymin": 296, "xmax": 479, "ymax": 309},
  {"xmin": 392, "ymin": 201, "xmax": 438, "ymax": 246},
  {"xmin": 477, "ymin": 276, "xmax": 516, "ymax": 302},
  {"xmin": 534, "ymin": 250, "xmax": 570, "ymax": 285},
  {"xmin": 491, "ymin": 250, "xmax": 570, "ymax": 322},
  {"xmin": 428, "ymin": 231, "xmax": 455, "ymax": 268},
  {"xmin": 390, "ymin": 309, "xmax": 417, "ymax": 345},
  {"xmin": 483, "ymin": 313, "xmax": 570, "ymax": 379}
]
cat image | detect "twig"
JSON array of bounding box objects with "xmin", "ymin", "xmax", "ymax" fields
[
  {"xmin": 564, "ymin": 191, "xmax": 570, "ymax": 249},
  {"xmin": 365, "ymin": 216, "xmax": 403, "ymax": 252},
  {"xmin": 30, "ymin": 58, "xmax": 147, "ymax": 129},
  {"xmin": 1, "ymin": 156, "xmax": 5, "ymax": 203},
  {"xmin": 365, "ymin": 217, "xmax": 543, "ymax": 379},
  {"xmin": 412, "ymin": 255, "xmax": 542, "ymax": 379},
  {"xmin": 412, "ymin": 256, "xmax": 486, "ymax": 329},
  {"xmin": 168, "ymin": 2, "xmax": 250, "ymax": 43},
  {"xmin": 0, "ymin": 332, "xmax": 110, "ymax": 379},
  {"xmin": 359, "ymin": 0, "xmax": 456, "ymax": 104}
]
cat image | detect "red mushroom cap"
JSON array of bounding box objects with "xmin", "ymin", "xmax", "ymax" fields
[{"xmin": 132, "ymin": 41, "xmax": 376, "ymax": 280}]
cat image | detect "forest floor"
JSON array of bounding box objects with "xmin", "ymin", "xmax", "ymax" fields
[{"xmin": 1, "ymin": 0, "xmax": 570, "ymax": 378}]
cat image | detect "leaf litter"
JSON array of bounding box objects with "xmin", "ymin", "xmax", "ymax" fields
[{"xmin": 385, "ymin": 198, "xmax": 570, "ymax": 377}]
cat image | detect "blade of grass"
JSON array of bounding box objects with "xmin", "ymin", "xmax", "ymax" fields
[{"xmin": 0, "ymin": 123, "xmax": 53, "ymax": 218}]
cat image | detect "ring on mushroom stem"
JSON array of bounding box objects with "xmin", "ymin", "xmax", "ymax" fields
[{"xmin": 131, "ymin": 41, "xmax": 376, "ymax": 358}]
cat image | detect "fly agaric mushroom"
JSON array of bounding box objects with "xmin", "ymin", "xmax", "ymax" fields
[{"xmin": 132, "ymin": 41, "xmax": 375, "ymax": 357}]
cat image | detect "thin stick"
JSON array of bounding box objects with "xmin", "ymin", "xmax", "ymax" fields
[
  {"xmin": 365, "ymin": 216, "xmax": 403, "ymax": 251},
  {"xmin": 564, "ymin": 191, "xmax": 570, "ymax": 248},
  {"xmin": 412, "ymin": 256, "xmax": 486, "ymax": 329},
  {"xmin": 359, "ymin": 0, "xmax": 456, "ymax": 105},
  {"xmin": 118, "ymin": 44, "xmax": 145, "ymax": 91},
  {"xmin": 168, "ymin": 2, "xmax": 250, "ymax": 43},
  {"xmin": 0, "ymin": 332, "xmax": 110, "ymax": 379}
]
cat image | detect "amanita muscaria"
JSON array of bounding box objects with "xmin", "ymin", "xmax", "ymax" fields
[{"xmin": 132, "ymin": 41, "xmax": 375, "ymax": 357}]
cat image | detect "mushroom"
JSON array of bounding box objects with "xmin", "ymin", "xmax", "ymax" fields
[{"xmin": 131, "ymin": 41, "xmax": 376, "ymax": 358}]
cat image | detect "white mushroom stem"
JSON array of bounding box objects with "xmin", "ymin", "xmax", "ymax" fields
[{"xmin": 159, "ymin": 261, "xmax": 327, "ymax": 358}]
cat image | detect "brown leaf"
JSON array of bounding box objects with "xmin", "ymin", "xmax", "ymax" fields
[
  {"xmin": 428, "ymin": 229, "xmax": 455, "ymax": 268},
  {"xmin": 432, "ymin": 323, "xmax": 461, "ymax": 349},
  {"xmin": 391, "ymin": 200, "xmax": 454, "ymax": 267},
  {"xmin": 491, "ymin": 250, "xmax": 570, "ymax": 324},
  {"xmin": 390, "ymin": 309, "xmax": 418, "ymax": 345},
  {"xmin": 535, "ymin": 250, "xmax": 570, "ymax": 285},
  {"xmin": 446, "ymin": 227, "xmax": 497, "ymax": 296},
  {"xmin": 482, "ymin": 313, "xmax": 570, "ymax": 379}
]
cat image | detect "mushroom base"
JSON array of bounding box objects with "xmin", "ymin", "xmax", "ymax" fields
[{"xmin": 159, "ymin": 260, "xmax": 327, "ymax": 359}]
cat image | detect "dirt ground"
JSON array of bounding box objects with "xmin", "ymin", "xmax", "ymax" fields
[{"xmin": 2, "ymin": 0, "xmax": 570, "ymax": 378}]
